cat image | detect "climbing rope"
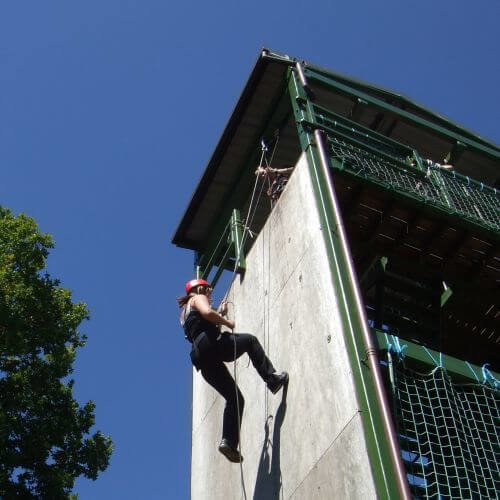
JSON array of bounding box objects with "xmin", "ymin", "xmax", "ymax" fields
[
  {"xmin": 206, "ymin": 132, "xmax": 281, "ymax": 497},
  {"xmin": 260, "ymin": 133, "xmax": 281, "ymax": 211},
  {"xmin": 222, "ymin": 133, "xmax": 279, "ymax": 295},
  {"xmin": 218, "ymin": 138, "xmax": 274, "ymax": 499}
]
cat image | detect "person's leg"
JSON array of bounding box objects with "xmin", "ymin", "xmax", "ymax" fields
[
  {"xmin": 200, "ymin": 360, "xmax": 244, "ymax": 451},
  {"xmin": 218, "ymin": 333, "xmax": 276, "ymax": 382}
]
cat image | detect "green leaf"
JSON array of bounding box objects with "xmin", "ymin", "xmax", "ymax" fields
[{"xmin": 0, "ymin": 207, "xmax": 113, "ymax": 498}]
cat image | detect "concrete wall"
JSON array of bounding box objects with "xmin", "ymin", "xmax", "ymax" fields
[{"xmin": 191, "ymin": 154, "xmax": 377, "ymax": 499}]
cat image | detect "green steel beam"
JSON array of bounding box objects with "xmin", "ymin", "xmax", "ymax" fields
[
  {"xmin": 230, "ymin": 209, "xmax": 246, "ymax": 272},
  {"xmin": 374, "ymin": 330, "xmax": 499, "ymax": 384},
  {"xmin": 306, "ymin": 68, "xmax": 500, "ymax": 161},
  {"xmin": 197, "ymin": 209, "xmax": 247, "ymax": 289},
  {"xmin": 288, "ymin": 68, "xmax": 314, "ymax": 152},
  {"xmin": 198, "ymin": 210, "xmax": 248, "ymax": 277}
]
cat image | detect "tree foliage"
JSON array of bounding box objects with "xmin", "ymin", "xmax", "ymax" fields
[{"xmin": 0, "ymin": 208, "xmax": 112, "ymax": 498}]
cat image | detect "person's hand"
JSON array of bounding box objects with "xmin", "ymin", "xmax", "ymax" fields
[
  {"xmin": 225, "ymin": 319, "xmax": 235, "ymax": 330},
  {"xmin": 218, "ymin": 301, "xmax": 228, "ymax": 316},
  {"xmin": 255, "ymin": 166, "xmax": 267, "ymax": 177}
]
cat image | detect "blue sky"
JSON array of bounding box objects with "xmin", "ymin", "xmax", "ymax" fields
[{"xmin": 1, "ymin": 1, "xmax": 498, "ymax": 498}]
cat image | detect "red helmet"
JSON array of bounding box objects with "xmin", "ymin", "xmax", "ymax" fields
[{"xmin": 185, "ymin": 279, "xmax": 211, "ymax": 295}]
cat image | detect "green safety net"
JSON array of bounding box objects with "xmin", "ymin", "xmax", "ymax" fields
[
  {"xmin": 326, "ymin": 135, "xmax": 500, "ymax": 233},
  {"xmin": 388, "ymin": 360, "xmax": 499, "ymax": 499},
  {"xmin": 311, "ymin": 103, "xmax": 500, "ymax": 234}
]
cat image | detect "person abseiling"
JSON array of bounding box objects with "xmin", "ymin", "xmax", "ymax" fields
[
  {"xmin": 178, "ymin": 278, "xmax": 288, "ymax": 463},
  {"xmin": 255, "ymin": 164, "xmax": 294, "ymax": 204}
]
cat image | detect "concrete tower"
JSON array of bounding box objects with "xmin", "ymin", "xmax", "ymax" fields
[{"xmin": 173, "ymin": 50, "xmax": 499, "ymax": 499}]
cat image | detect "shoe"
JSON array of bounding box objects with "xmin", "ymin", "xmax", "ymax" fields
[
  {"xmin": 267, "ymin": 371, "xmax": 289, "ymax": 394},
  {"xmin": 218, "ymin": 439, "xmax": 243, "ymax": 463}
]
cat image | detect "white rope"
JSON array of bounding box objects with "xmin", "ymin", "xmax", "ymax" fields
[
  {"xmin": 232, "ymin": 290, "xmax": 247, "ymax": 500},
  {"xmin": 263, "ymin": 133, "xmax": 280, "ymax": 168},
  {"xmin": 221, "ymin": 142, "xmax": 270, "ymax": 500},
  {"xmin": 215, "ymin": 135, "xmax": 281, "ymax": 497},
  {"xmin": 232, "ymin": 177, "xmax": 267, "ymax": 500},
  {"xmin": 264, "ymin": 200, "xmax": 271, "ymax": 419}
]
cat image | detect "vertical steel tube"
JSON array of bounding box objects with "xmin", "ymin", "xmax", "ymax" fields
[
  {"xmin": 295, "ymin": 61, "xmax": 314, "ymax": 100},
  {"xmin": 230, "ymin": 209, "xmax": 245, "ymax": 271},
  {"xmin": 295, "ymin": 61, "xmax": 308, "ymax": 88},
  {"xmin": 314, "ymin": 129, "xmax": 412, "ymax": 500}
]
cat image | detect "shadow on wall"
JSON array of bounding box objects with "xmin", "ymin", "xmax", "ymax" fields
[{"xmin": 253, "ymin": 384, "xmax": 288, "ymax": 500}]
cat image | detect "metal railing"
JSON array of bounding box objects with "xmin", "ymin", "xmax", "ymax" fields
[{"xmin": 308, "ymin": 104, "xmax": 499, "ymax": 234}]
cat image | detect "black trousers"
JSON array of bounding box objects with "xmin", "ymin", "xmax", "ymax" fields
[{"xmin": 196, "ymin": 333, "xmax": 275, "ymax": 448}]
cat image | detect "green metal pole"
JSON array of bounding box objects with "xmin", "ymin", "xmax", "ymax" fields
[{"xmin": 230, "ymin": 208, "xmax": 246, "ymax": 272}]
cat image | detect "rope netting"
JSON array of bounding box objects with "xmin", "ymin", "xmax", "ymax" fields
[
  {"xmin": 320, "ymin": 131, "xmax": 499, "ymax": 233},
  {"xmin": 389, "ymin": 361, "xmax": 499, "ymax": 499}
]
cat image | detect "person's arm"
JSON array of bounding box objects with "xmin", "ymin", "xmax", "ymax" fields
[
  {"xmin": 193, "ymin": 295, "xmax": 235, "ymax": 330},
  {"xmin": 270, "ymin": 165, "xmax": 293, "ymax": 174}
]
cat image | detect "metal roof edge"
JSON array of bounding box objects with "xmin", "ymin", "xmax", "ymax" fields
[
  {"xmin": 171, "ymin": 49, "xmax": 294, "ymax": 248},
  {"xmin": 172, "ymin": 48, "xmax": 499, "ymax": 249}
]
